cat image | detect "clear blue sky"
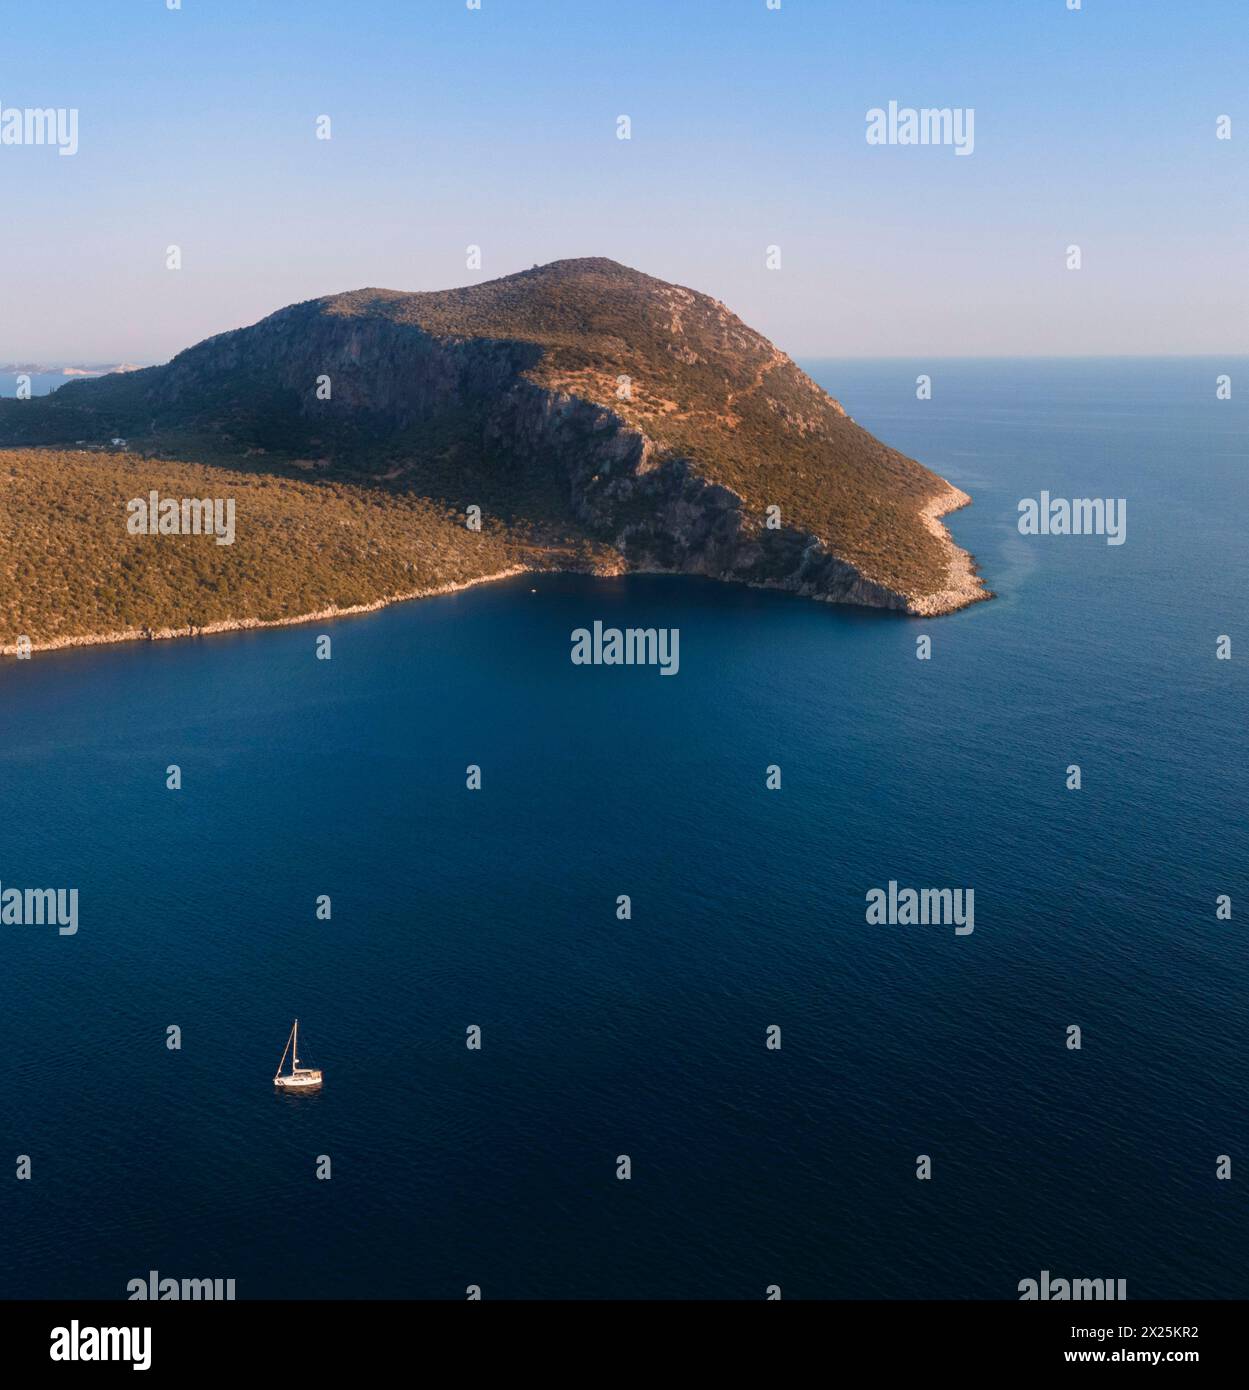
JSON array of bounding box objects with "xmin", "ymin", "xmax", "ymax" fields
[{"xmin": 3, "ymin": 0, "xmax": 1245, "ymax": 360}]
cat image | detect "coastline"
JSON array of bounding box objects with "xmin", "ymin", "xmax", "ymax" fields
[
  {"xmin": 2, "ymin": 484, "xmax": 989, "ymax": 660},
  {"xmin": 0, "ymin": 566, "xmax": 530, "ymax": 657},
  {"xmin": 903, "ymin": 482, "xmax": 992, "ymax": 616}
]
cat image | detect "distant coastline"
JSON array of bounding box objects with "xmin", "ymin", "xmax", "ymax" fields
[{"xmin": 1, "ymin": 362, "xmax": 144, "ymax": 377}]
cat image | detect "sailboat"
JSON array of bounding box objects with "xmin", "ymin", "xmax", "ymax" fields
[{"xmin": 273, "ymin": 1019, "xmax": 323, "ymax": 1089}]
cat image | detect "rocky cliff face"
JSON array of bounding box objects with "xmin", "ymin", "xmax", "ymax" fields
[
  {"xmin": 0, "ymin": 258, "xmax": 989, "ymax": 614},
  {"xmin": 480, "ymin": 371, "xmax": 908, "ymax": 609}
]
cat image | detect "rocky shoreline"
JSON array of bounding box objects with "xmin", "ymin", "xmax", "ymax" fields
[
  {"xmin": 903, "ymin": 483, "xmax": 991, "ymax": 616},
  {"xmin": 2, "ymin": 479, "xmax": 986, "ymax": 660},
  {"xmin": 0, "ymin": 567, "xmax": 529, "ymax": 657}
]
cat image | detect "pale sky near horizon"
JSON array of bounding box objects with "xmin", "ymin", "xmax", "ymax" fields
[{"xmin": 2, "ymin": 0, "xmax": 1245, "ymax": 362}]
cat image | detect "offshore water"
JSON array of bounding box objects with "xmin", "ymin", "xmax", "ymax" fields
[{"xmin": 1, "ymin": 358, "xmax": 1245, "ymax": 1298}]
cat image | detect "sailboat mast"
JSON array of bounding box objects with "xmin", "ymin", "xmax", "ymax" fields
[{"xmin": 293, "ymin": 1018, "xmax": 299, "ymax": 1069}]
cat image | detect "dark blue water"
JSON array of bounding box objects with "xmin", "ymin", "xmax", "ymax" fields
[{"xmin": 1, "ymin": 359, "xmax": 1245, "ymax": 1299}]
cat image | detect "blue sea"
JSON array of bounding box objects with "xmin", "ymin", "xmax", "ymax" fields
[{"xmin": 1, "ymin": 359, "xmax": 1245, "ymax": 1299}]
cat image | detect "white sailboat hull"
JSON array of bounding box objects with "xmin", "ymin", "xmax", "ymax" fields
[{"xmin": 274, "ymin": 1070, "xmax": 322, "ymax": 1090}]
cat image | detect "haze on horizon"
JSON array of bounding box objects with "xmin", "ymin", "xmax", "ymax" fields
[{"xmin": 3, "ymin": 0, "xmax": 1246, "ymax": 363}]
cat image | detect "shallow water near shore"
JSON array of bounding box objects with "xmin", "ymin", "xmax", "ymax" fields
[{"xmin": 1, "ymin": 358, "xmax": 1245, "ymax": 1298}]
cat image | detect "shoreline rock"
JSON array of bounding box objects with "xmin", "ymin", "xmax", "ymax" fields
[
  {"xmin": 2, "ymin": 485, "xmax": 987, "ymax": 660},
  {"xmin": 903, "ymin": 483, "xmax": 992, "ymax": 616}
]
